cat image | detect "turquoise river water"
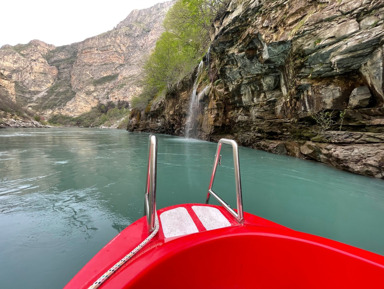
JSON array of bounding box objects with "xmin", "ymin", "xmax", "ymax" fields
[{"xmin": 1, "ymin": 128, "xmax": 384, "ymax": 288}]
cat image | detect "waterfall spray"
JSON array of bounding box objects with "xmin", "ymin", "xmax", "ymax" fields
[{"xmin": 185, "ymin": 61, "xmax": 204, "ymax": 139}]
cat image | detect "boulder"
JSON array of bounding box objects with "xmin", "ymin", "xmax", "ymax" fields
[
  {"xmin": 360, "ymin": 46, "xmax": 384, "ymax": 104},
  {"xmin": 301, "ymin": 141, "xmax": 384, "ymax": 179},
  {"xmin": 348, "ymin": 86, "xmax": 372, "ymax": 109}
]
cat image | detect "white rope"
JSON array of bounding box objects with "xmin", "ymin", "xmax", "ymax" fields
[{"xmin": 88, "ymin": 215, "xmax": 160, "ymax": 289}]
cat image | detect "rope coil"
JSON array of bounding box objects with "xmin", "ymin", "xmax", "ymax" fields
[{"xmin": 88, "ymin": 215, "xmax": 160, "ymax": 289}]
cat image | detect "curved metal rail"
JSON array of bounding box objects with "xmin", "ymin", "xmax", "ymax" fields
[
  {"xmin": 206, "ymin": 139, "xmax": 244, "ymax": 223},
  {"xmin": 145, "ymin": 136, "xmax": 244, "ymax": 229}
]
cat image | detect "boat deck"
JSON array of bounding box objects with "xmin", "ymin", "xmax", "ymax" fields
[
  {"xmin": 160, "ymin": 205, "xmax": 232, "ymax": 238},
  {"xmin": 65, "ymin": 204, "xmax": 384, "ymax": 289}
]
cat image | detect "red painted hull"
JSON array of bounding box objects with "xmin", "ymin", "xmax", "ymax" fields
[{"xmin": 65, "ymin": 204, "xmax": 384, "ymax": 289}]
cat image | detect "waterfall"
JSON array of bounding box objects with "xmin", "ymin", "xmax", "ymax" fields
[
  {"xmin": 206, "ymin": 46, "xmax": 211, "ymax": 68},
  {"xmin": 206, "ymin": 46, "xmax": 212, "ymax": 82},
  {"xmin": 185, "ymin": 60, "xmax": 204, "ymax": 139}
]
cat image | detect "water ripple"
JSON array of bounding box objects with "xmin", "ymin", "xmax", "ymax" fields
[{"xmin": 0, "ymin": 174, "xmax": 55, "ymax": 197}]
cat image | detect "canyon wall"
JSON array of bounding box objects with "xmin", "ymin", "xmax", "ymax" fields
[
  {"xmin": 0, "ymin": 2, "xmax": 173, "ymax": 125},
  {"xmin": 128, "ymin": 0, "xmax": 384, "ymax": 179}
]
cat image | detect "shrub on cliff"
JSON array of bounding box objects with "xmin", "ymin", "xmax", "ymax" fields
[
  {"xmin": 0, "ymin": 90, "xmax": 29, "ymax": 117},
  {"xmin": 135, "ymin": 0, "xmax": 229, "ymax": 109},
  {"xmin": 48, "ymin": 102, "xmax": 130, "ymax": 128}
]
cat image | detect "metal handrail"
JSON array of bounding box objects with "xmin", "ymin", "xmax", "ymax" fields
[
  {"xmin": 206, "ymin": 139, "xmax": 244, "ymax": 223},
  {"xmin": 145, "ymin": 135, "xmax": 157, "ymax": 232},
  {"xmin": 90, "ymin": 135, "xmax": 158, "ymax": 288}
]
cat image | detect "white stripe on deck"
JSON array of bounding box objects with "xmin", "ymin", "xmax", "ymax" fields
[
  {"xmin": 192, "ymin": 206, "xmax": 231, "ymax": 230},
  {"xmin": 160, "ymin": 207, "xmax": 198, "ymax": 238}
]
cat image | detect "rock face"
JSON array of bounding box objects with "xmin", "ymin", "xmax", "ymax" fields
[
  {"xmin": 0, "ymin": 2, "xmax": 173, "ymax": 119},
  {"xmin": 0, "ymin": 40, "xmax": 58, "ymax": 106},
  {"xmin": 0, "ymin": 71, "xmax": 46, "ymax": 128},
  {"xmin": 128, "ymin": 0, "xmax": 384, "ymax": 179}
]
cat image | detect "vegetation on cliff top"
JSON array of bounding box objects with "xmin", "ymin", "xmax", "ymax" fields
[
  {"xmin": 132, "ymin": 0, "xmax": 229, "ymax": 109},
  {"xmin": 0, "ymin": 85, "xmax": 41, "ymax": 126},
  {"xmin": 48, "ymin": 101, "xmax": 130, "ymax": 128}
]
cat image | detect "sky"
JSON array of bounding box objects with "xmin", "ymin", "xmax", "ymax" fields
[{"xmin": 0, "ymin": 0, "xmax": 169, "ymax": 47}]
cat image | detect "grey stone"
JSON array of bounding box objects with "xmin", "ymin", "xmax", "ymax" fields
[
  {"xmin": 320, "ymin": 85, "xmax": 342, "ymax": 110},
  {"xmin": 360, "ymin": 46, "xmax": 384, "ymax": 104},
  {"xmin": 360, "ymin": 16, "xmax": 380, "ymax": 30},
  {"xmin": 262, "ymin": 75, "xmax": 279, "ymax": 91},
  {"xmin": 348, "ymin": 86, "xmax": 372, "ymax": 109}
]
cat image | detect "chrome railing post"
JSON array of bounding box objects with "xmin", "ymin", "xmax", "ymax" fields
[
  {"xmin": 206, "ymin": 142, "xmax": 222, "ymax": 204},
  {"xmin": 206, "ymin": 139, "xmax": 244, "ymax": 223},
  {"xmin": 231, "ymin": 140, "xmax": 244, "ymax": 222},
  {"xmin": 145, "ymin": 135, "xmax": 157, "ymax": 232}
]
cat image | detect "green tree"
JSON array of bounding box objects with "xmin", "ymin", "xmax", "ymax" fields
[
  {"xmin": 163, "ymin": 0, "xmax": 211, "ymax": 55},
  {"xmin": 134, "ymin": 0, "xmax": 229, "ymax": 109},
  {"xmin": 144, "ymin": 32, "xmax": 195, "ymax": 92}
]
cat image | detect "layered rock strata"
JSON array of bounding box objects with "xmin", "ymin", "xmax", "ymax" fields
[
  {"xmin": 0, "ymin": 2, "xmax": 173, "ymax": 120},
  {"xmin": 128, "ymin": 0, "xmax": 384, "ymax": 179}
]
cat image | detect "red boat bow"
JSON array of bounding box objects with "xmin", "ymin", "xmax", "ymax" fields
[{"xmin": 65, "ymin": 137, "xmax": 384, "ymax": 289}]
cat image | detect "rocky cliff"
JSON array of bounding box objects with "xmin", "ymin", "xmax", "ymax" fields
[
  {"xmin": 0, "ymin": 2, "xmax": 173, "ymax": 125},
  {"xmin": 128, "ymin": 0, "xmax": 384, "ymax": 179}
]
